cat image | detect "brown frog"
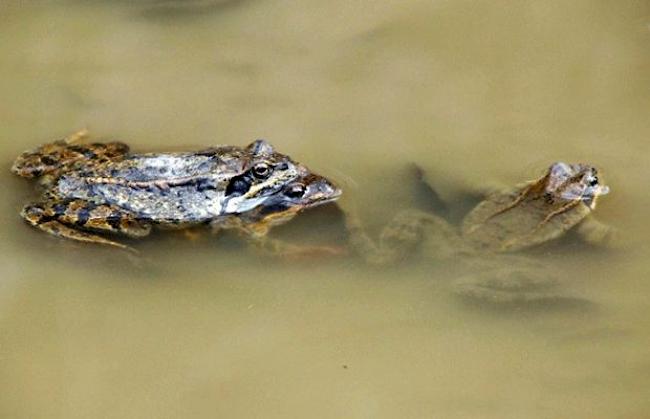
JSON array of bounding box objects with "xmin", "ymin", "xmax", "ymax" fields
[
  {"xmin": 344, "ymin": 162, "xmax": 617, "ymax": 308},
  {"xmin": 12, "ymin": 130, "xmax": 320, "ymax": 252}
]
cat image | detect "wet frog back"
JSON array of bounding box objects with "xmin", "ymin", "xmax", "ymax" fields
[{"xmin": 54, "ymin": 150, "xmax": 244, "ymax": 223}]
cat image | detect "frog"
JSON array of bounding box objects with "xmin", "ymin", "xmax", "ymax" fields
[
  {"xmin": 343, "ymin": 162, "xmax": 616, "ymax": 308},
  {"xmin": 11, "ymin": 130, "xmax": 317, "ymax": 252}
]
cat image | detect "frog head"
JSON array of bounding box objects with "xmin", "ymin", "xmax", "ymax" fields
[
  {"xmin": 545, "ymin": 162, "xmax": 610, "ymax": 209},
  {"xmin": 235, "ymin": 171, "xmax": 342, "ymax": 229},
  {"xmin": 221, "ymin": 140, "xmax": 307, "ymax": 213},
  {"xmin": 257, "ymin": 172, "xmax": 342, "ymax": 214}
]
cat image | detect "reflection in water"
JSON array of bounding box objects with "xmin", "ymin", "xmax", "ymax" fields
[{"xmin": 1, "ymin": 1, "xmax": 650, "ymax": 418}]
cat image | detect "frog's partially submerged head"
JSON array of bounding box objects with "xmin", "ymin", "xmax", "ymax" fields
[
  {"xmin": 220, "ymin": 139, "xmax": 342, "ymax": 217},
  {"xmin": 260, "ymin": 173, "xmax": 342, "ymax": 214},
  {"xmin": 545, "ymin": 162, "xmax": 610, "ymax": 209},
  {"xmin": 220, "ymin": 139, "xmax": 304, "ymax": 213},
  {"xmin": 238, "ymin": 172, "xmax": 342, "ymax": 229}
]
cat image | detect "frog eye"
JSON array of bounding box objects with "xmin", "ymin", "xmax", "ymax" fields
[
  {"xmin": 252, "ymin": 163, "xmax": 271, "ymax": 179},
  {"xmin": 285, "ymin": 183, "xmax": 306, "ymax": 199},
  {"xmin": 588, "ymin": 176, "xmax": 599, "ymax": 187}
]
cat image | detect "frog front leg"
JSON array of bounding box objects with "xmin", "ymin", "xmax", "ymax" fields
[
  {"xmin": 21, "ymin": 199, "xmax": 151, "ymax": 251},
  {"xmin": 211, "ymin": 216, "xmax": 345, "ymax": 258}
]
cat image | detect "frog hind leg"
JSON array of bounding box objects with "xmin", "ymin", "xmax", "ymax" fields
[
  {"xmin": 11, "ymin": 130, "xmax": 129, "ymax": 179},
  {"xmin": 22, "ymin": 204, "xmax": 133, "ymax": 251},
  {"xmin": 344, "ymin": 207, "xmax": 461, "ymax": 266},
  {"xmin": 63, "ymin": 200, "xmax": 151, "ymax": 238},
  {"xmin": 21, "ymin": 200, "xmax": 151, "ymax": 251}
]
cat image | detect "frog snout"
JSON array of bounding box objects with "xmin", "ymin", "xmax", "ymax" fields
[{"xmin": 317, "ymin": 178, "xmax": 342, "ymax": 200}]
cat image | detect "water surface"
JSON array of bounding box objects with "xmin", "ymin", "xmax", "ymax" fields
[{"xmin": 1, "ymin": 1, "xmax": 649, "ymax": 418}]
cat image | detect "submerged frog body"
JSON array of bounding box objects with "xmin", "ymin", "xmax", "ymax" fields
[
  {"xmin": 345, "ymin": 162, "xmax": 616, "ymax": 308},
  {"xmin": 12, "ymin": 130, "xmax": 319, "ymax": 251},
  {"xmin": 451, "ymin": 258, "xmax": 592, "ymax": 309},
  {"xmin": 460, "ymin": 162, "xmax": 612, "ymax": 252}
]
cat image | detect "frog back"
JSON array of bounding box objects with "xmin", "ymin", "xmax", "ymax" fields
[
  {"xmin": 89, "ymin": 148, "xmax": 245, "ymax": 181},
  {"xmin": 53, "ymin": 151, "xmax": 244, "ymax": 223},
  {"xmin": 461, "ymin": 186, "xmax": 591, "ymax": 252}
]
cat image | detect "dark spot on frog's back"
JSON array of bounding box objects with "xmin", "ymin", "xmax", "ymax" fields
[
  {"xmin": 66, "ymin": 145, "xmax": 85, "ymax": 153},
  {"xmin": 40, "ymin": 155, "xmax": 56, "ymax": 166},
  {"xmin": 107, "ymin": 212, "xmax": 122, "ymax": 230},
  {"xmin": 67, "ymin": 145, "xmax": 97, "ymax": 159},
  {"xmin": 196, "ymin": 157, "xmax": 221, "ymax": 173},
  {"xmin": 196, "ymin": 178, "xmax": 217, "ymax": 192},
  {"xmin": 101, "ymin": 142, "xmax": 130, "ymax": 155},
  {"xmin": 52, "ymin": 203, "xmax": 68, "ymax": 215},
  {"xmin": 75, "ymin": 208, "xmax": 91, "ymax": 226}
]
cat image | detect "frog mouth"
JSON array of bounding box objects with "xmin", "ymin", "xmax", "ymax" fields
[
  {"xmin": 309, "ymin": 186, "xmax": 342, "ymax": 207},
  {"xmin": 223, "ymin": 194, "xmax": 267, "ymax": 214}
]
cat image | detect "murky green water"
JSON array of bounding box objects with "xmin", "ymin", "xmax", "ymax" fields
[{"xmin": 1, "ymin": 1, "xmax": 650, "ymax": 418}]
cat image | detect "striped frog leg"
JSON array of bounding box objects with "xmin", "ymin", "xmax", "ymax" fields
[{"xmin": 20, "ymin": 198, "xmax": 151, "ymax": 251}]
